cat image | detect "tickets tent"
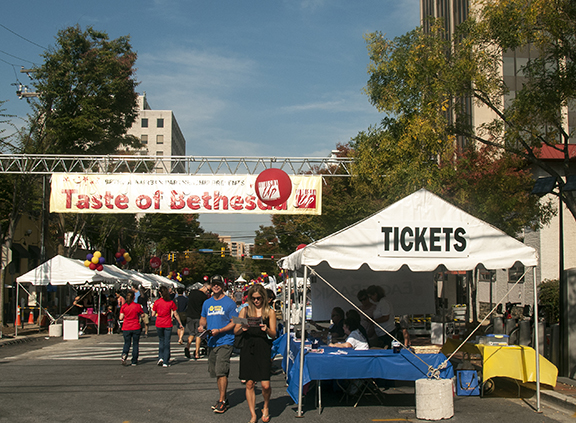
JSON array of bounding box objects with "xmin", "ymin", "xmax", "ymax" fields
[{"xmin": 278, "ymin": 188, "xmax": 544, "ymax": 414}]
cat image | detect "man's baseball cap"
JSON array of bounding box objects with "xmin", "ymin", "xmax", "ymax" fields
[{"xmin": 211, "ymin": 275, "xmax": 225, "ymax": 286}]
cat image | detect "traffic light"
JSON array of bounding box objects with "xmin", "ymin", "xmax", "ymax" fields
[
  {"xmin": 185, "ymin": 249, "xmax": 190, "ymax": 259},
  {"xmin": 221, "ymin": 247, "xmax": 225, "ymax": 257},
  {"xmin": 241, "ymin": 254, "xmax": 245, "ymax": 261},
  {"xmin": 167, "ymin": 253, "xmax": 175, "ymax": 262}
]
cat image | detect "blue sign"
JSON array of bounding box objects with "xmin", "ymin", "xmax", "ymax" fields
[
  {"xmin": 252, "ymin": 255, "xmax": 263, "ymax": 259},
  {"xmin": 199, "ymin": 249, "xmax": 214, "ymax": 253}
]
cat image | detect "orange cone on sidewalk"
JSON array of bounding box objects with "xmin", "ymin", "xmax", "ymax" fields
[
  {"xmin": 28, "ymin": 310, "xmax": 35, "ymax": 324},
  {"xmin": 16, "ymin": 306, "xmax": 21, "ymax": 326}
]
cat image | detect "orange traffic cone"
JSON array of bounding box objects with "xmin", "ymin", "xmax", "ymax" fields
[
  {"xmin": 16, "ymin": 306, "xmax": 21, "ymax": 326},
  {"xmin": 28, "ymin": 310, "xmax": 35, "ymax": 324}
]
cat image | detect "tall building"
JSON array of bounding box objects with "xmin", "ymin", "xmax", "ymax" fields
[
  {"xmin": 419, "ymin": 0, "xmax": 576, "ymax": 319},
  {"xmin": 125, "ymin": 93, "xmax": 186, "ymax": 172}
]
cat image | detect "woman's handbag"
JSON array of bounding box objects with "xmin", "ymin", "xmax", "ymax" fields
[{"xmin": 234, "ymin": 332, "xmax": 244, "ymax": 349}]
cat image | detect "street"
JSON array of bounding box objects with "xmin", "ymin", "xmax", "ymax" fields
[{"xmin": 0, "ymin": 331, "xmax": 572, "ymax": 423}]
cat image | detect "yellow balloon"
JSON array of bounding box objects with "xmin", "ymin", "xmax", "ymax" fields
[
  {"xmin": 126, "ymin": 257, "xmax": 132, "ymax": 262},
  {"xmin": 84, "ymin": 260, "xmax": 91, "ymax": 267},
  {"xmin": 123, "ymin": 252, "xmax": 130, "ymax": 259},
  {"xmin": 91, "ymin": 256, "xmax": 99, "ymax": 264},
  {"xmin": 93, "ymin": 251, "xmax": 102, "ymax": 258}
]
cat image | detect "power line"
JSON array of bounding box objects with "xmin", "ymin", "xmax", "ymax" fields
[
  {"xmin": 0, "ymin": 23, "xmax": 47, "ymax": 50},
  {"xmin": 0, "ymin": 49, "xmax": 36, "ymax": 65}
]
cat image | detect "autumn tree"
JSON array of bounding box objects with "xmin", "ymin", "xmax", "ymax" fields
[{"xmin": 361, "ymin": 0, "xmax": 576, "ymax": 223}]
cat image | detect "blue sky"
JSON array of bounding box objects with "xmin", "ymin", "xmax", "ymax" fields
[{"xmin": 0, "ymin": 0, "xmax": 420, "ymax": 242}]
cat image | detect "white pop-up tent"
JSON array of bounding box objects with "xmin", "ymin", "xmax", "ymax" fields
[{"xmin": 278, "ymin": 188, "xmax": 543, "ymax": 414}]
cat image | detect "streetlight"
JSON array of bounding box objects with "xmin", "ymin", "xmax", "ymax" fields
[{"xmin": 532, "ymin": 175, "xmax": 576, "ymax": 376}]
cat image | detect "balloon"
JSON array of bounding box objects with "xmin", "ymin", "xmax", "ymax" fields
[
  {"xmin": 99, "ymin": 257, "xmax": 105, "ymax": 264},
  {"xmin": 297, "ymin": 244, "xmax": 307, "ymax": 250},
  {"xmin": 254, "ymin": 168, "xmax": 292, "ymax": 207},
  {"xmin": 84, "ymin": 260, "xmax": 91, "ymax": 267},
  {"xmin": 89, "ymin": 262, "xmax": 97, "ymax": 270},
  {"xmin": 86, "ymin": 254, "xmax": 93, "ymax": 261},
  {"xmin": 96, "ymin": 264, "xmax": 103, "ymax": 271},
  {"xmin": 126, "ymin": 257, "xmax": 132, "ymax": 262},
  {"xmin": 93, "ymin": 251, "xmax": 101, "ymax": 259},
  {"xmin": 91, "ymin": 256, "xmax": 99, "ymax": 264},
  {"xmin": 120, "ymin": 249, "xmax": 126, "ymax": 254},
  {"xmin": 123, "ymin": 252, "xmax": 130, "ymax": 259},
  {"xmin": 115, "ymin": 252, "xmax": 122, "ymax": 258}
]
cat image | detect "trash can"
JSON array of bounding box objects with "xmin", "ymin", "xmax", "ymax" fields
[{"xmin": 63, "ymin": 316, "xmax": 79, "ymax": 340}]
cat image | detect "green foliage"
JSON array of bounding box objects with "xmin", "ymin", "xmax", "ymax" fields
[
  {"xmin": 360, "ymin": 0, "xmax": 576, "ymax": 227},
  {"xmin": 30, "ymin": 25, "xmax": 140, "ymax": 154},
  {"xmin": 539, "ymin": 278, "xmax": 559, "ymax": 324}
]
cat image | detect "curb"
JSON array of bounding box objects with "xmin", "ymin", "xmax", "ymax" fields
[
  {"xmin": 0, "ymin": 332, "xmax": 48, "ymax": 348},
  {"xmin": 540, "ymin": 389, "xmax": 576, "ymax": 415}
]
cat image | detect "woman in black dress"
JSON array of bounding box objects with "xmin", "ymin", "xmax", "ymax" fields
[{"xmin": 234, "ymin": 284, "xmax": 277, "ymax": 423}]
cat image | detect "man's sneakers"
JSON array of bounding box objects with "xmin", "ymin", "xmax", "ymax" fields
[
  {"xmin": 212, "ymin": 399, "xmax": 229, "ymax": 413},
  {"xmin": 121, "ymin": 354, "xmax": 128, "ymax": 366},
  {"xmin": 157, "ymin": 359, "xmax": 163, "ymax": 366},
  {"xmin": 184, "ymin": 347, "xmax": 191, "ymax": 359}
]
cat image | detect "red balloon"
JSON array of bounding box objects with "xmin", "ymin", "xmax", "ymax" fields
[
  {"xmin": 297, "ymin": 244, "xmax": 307, "ymax": 250},
  {"xmin": 255, "ymin": 168, "xmax": 292, "ymax": 207},
  {"xmin": 149, "ymin": 256, "xmax": 161, "ymax": 269},
  {"xmin": 115, "ymin": 252, "xmax": 122, "ymax": 258},
  {"xmin": 89, "ymin": 262, "xmax": 97, "ymax": 270},
  {"xmin": 96, "ymin": 264, "xmax": 103, "ymax": 271}
]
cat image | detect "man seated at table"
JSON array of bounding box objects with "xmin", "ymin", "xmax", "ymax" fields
[
  {"xmin": 328, "ymin": 317, "xmax": 369, "ymax": 350},
  {"xmin": 310, "ymin": 307, "xmax": 345, "ymax": 342}
]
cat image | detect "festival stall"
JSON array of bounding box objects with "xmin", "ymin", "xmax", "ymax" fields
[{"xmin": 278, "ymin": 188, "xmax": 547, "ymax": 415}]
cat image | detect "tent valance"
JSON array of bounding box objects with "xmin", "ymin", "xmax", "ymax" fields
[{"xmin": 278, "ymin": 188, "xmax": 537, "ymax": 272}]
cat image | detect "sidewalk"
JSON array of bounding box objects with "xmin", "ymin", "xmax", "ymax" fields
[{"xmin": 0, "ymin": 323, "xmax": 49, "ymax": 347}]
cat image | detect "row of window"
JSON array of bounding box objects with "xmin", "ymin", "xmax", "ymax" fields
[
  {"xmin": 141, "ymin": 118, "xmax": 164, "ymax": 128},
  {"xmin": 141, "ymin": 134, "xmax": 163, "ymax": 145}
]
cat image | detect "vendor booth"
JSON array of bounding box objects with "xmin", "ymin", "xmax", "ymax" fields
[{"xmin": 278, "ymin": 188, "xmax": 549, "ymax": 415}]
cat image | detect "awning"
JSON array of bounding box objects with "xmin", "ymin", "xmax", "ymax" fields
[{"xmin": 11, "ymin": 243, "xmax": 29, "ymax": 258}]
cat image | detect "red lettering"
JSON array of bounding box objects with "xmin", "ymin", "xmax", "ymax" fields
[
  {"xmin": 230, "ymin": 196, "xmax": 243, "ymax": 210},
  {"xmin": 170, "ymin": 190, "xmax": 185, "ymax": 209},
  {"xmin": 257, "ymin": 199, "xmax": 273, "ymax": 210},
  {"xmin": 136, "ymin": 195, "xmax": 152, "ymax": 209},
  {"xmin": 213, "ymin": 191, "xmax": 228, "ymax": 210},
  {"xmin": 245, "ymin": 195, "xmax": 256, "ymax": 210},
  {"xmin": 202, "ymin": 192, "xmax": 212, "ymax": 210},
  {"xmin": 104, "ymin": 191, "xmax": 114, "ymax": 209},
  {"xmin": 153, "ymin": 190, "xmax": 162, "ymax": 209},
  {"xmin": 187, "ymin": 195, "xmax": 201, "ymax": 210},
  {"xmin": 77, "ymin": 194, "xmax": 90, "ymax": 209},
  {"xmin": 63, "ymin": 189, "xmax": 77, "ymax": 209},
  {"xmin": 91, "ymin": 195, "xmax": 103, "ymax": 209},
  {"xmin": 115, "ymin": 195, "xmax": 128, "ymax": 209}
]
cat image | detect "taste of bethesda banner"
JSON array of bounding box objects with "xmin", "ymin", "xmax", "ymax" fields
[{"xmin": 50, "ymin": 173, "xmax": 322, "ymax": 215}]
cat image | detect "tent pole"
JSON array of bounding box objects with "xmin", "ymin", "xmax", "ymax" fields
[
  {"xmin": 532, "ymin": 266, "xmax": 540, "ymax": 411},
  {"xmin": 97, "ymin": 286, "xmax": 101, "ymax": 335},
  {"xmin": 15, "ymin": 282, "xmax": 19, "ymax": 337},
  {"xmin": 285, "ymin": 272, "xmax": 292, "ymax": 379},
  {"xmin": 296, "ymin": 266, "xmax": 308, "ymax": 417}
]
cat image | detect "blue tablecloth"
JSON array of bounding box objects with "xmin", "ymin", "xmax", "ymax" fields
[{"xmin": 276, "ymin": 334, "xmax": 454, "ymax": 403}]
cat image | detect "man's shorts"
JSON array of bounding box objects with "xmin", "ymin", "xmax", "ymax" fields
[
  {"xmin": 186, "ymin": 317, "xmax": 201, "ymax": 336},
  {"xmin": 178, "ymin": 312, "xmax": 187, "ymax": 327},
  {"xmin": 208, "ymin": 344, "xmax": 233, "ymax": 378},
  {"xmin": 141, "ymin": 313, "xmax": 150, "ymax": 325}
]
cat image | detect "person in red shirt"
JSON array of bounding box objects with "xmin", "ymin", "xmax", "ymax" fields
[
  {"xmin": 152, "ymin": 286, "xmax": 184, "ymax": 367},
  {"xmin": 119, "ymin": 291, "xmax": 144, "ymax": 366}
]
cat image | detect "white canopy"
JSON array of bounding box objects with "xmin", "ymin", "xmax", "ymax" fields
[
  {"xmin": 145, "ymin": 273, "xmax": 185, "ymax": 288},
  {"xmin": 278, "ymin": 188, "xmax": 537, "ymax": 272},
  {"xmin": 16, "ymin": 255, "xmax": 119, "ymax": 286}
]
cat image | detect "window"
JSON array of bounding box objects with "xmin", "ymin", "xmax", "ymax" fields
[
  {"xmin": 141, "ymin": 134, "xmax": 148, "ymax": 145},
  {"xmin": 508, "ymin": 262, "xmax": 525, "ymax": 283},
  {"xmin": 156, "ymin": 135, "xmax": 164, "ymax": 144},
  {"xmin": 141, "ymin": 118, "xmax": 148, "ymax": 128},
  {"xmin": 157, "ymin": 118, "xmax": 164, "ymax": 128},
  {"xmin": 156, "ymin": 151, "xmax": 164, "ymax": 156}
]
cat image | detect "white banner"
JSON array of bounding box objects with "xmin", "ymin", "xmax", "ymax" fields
[{"xmin": 50, "ymin": 173, "xmax": 322, "ymax": 215}]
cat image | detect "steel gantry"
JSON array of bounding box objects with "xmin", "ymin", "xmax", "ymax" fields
[{"xmin": 0, "ymin": 154, "xmax": 353, "ymax": 176}]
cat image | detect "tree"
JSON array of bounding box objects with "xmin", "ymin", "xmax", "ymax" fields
[
  {"xmin": 30, "ymin": 25, "xmax": 140, "ymax": 154},
  {"xmin": 362, "ymin": 0, "xmax": 576, "ymax": 222}
]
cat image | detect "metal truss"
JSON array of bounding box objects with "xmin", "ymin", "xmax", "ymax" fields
[{"xmin": 0, "ymin": 154, "xmax": 353, "ymax": 176}]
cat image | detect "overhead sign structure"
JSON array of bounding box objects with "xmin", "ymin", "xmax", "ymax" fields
[{"xmin": 50, "ymin": 173, "xmax": 322, "ymax": 215}]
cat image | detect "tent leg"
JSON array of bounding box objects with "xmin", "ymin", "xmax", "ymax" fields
[
  {"xmin": 15, "ymin": 282, "xmax": 19, "ymax": 337},
  {"xmin": 533, "ymin": 266, "xmax": 540, "ymax": 411},
  {"xmin": 297, "ymin": 266, "xmax": 308, "ymax": 417}
]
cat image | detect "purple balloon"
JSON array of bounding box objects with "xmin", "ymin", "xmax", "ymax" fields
[
  {"xmin": 86, "ymin": 254, "xmax": 93, "ymax": 260},
  {"xmin": 99, "ymin": 257, "xmax": 105, "ymax": 264}
]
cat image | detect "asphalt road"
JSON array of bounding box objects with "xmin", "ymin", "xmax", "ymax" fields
[{"xmin": 0, "ymin": 331, "xmax": 572, "ymax": 423}]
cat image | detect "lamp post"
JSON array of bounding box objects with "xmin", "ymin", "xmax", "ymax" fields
[{"xmin": 532, "ymin": 175, "xmax": 576, "ymax": 376}]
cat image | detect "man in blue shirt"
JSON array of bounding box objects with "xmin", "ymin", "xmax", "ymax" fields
[{"xmin": 199, "ymin": 275, "xmax": 238, "ymax": 414}]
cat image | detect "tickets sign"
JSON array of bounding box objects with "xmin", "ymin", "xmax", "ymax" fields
[{"xmin": 50, "ymin": 173, "xmax": 322, "ymax": 215}]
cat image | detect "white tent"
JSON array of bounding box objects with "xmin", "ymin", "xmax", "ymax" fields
[
  {"xmin": 278, "ymin": 188, "xmax": 543, "ymax": 414},
  {"xmin": 16, "ymin": 255, "xmax": 119, "ymax": 285},
  {"xmin": 278, "ymin": 188, "xmax": 538, "ymax": 319},
  {"xmin": 145, "ymin": 273, "xmax": 185, "ymax": 288}
]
